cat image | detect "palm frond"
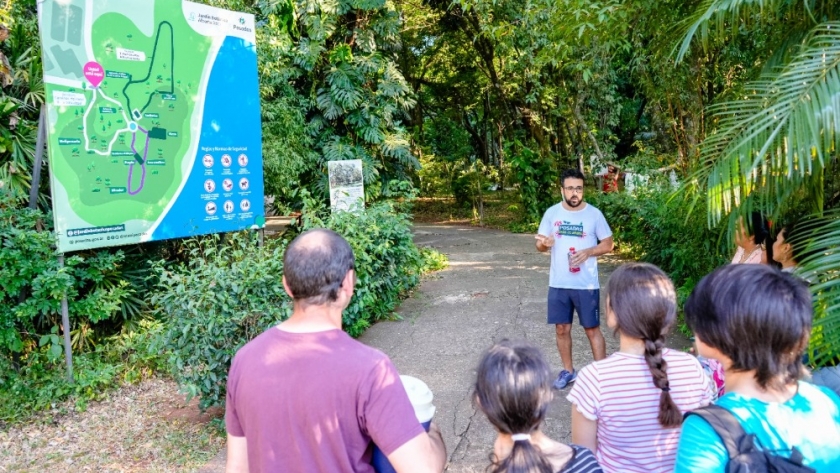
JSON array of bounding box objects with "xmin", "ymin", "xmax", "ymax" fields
[
  {"xmin": 698, "ymin": 22, "xmax": 840, "ymax": 223},
  {"xmin": 786, "ymin": 211, "xmax": 840, "ymax": 368},
  {"xmin": 676, "ymin": 0, "xmax": 789, "ymax": 62}
]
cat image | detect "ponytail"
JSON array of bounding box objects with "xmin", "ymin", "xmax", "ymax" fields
[
  {"xmin": 643, "ymin": 337, "xmax": 682, "ymax": 428},
  {"xmin": 489, "ymin": 438, "xmax": 553, "ymax": 473},
  {"xmin": 474, "ymin": 340, "xmax": 556, "ymax": 473},
  {"xmin": 607, "ymin": 263, "xmax": 682, "ymax": 429}
]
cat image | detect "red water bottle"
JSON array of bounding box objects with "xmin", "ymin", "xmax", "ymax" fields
[{"xmin": 568, "ymin": 247, "xmax": 581, "ymax": 273}]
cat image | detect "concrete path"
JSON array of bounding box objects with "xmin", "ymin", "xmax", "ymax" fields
[{"xmin": 357, "ymin": 224, "xmax": 625, "ymax": 472}]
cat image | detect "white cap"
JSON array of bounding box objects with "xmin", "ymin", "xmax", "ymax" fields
[{"xmin": 400, "ymin": 375, "xmax": 435, "ymax": 423}]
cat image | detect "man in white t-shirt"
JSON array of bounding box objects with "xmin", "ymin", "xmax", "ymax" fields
[{"xmin": 535, "ymin": 168, "xmax": 614, "ymax": 389}]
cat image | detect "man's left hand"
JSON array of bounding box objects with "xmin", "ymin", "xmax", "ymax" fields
[{"xmin": 570, "ymin": 248, "xmax": 592, "ymax": 267}]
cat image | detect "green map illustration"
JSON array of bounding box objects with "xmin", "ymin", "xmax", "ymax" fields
[{"xmin": 42, "ymin": 0, "xmax": 212, "ymax": 227}]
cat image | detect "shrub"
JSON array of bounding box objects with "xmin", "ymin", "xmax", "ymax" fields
[
  {"xmin": 509, "ymin": 143, "xmax": 558, "ymax": 222},
  {"xmin": 0, "ymin": 319, "xmax": 165, "ymax": 424},
  {"xmin": 0, "ymin": 192, "xmax": 139, "ymax": 360},
  {"xmin": 588, "ymin": 188, "xmax": 727, "ymax": 331},
  {"xmin": 153, "ymin": 195, "xmax": 447, "ymax": 410}
]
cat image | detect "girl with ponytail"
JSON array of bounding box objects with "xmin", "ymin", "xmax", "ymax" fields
[
  {"xmin": 567, "ymin": 263, "xmax": 713, "ymax": 473},
  {"xmin": 475, "ymin": 340, "xmax": 602, "ymax": 473}
]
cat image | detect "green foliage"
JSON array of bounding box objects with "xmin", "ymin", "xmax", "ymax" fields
[
  {"xmin": 150, "ymin": 232, "xmax": 290, "ymax": 410},
  {"xmin": 509, "ymin": 144, "xmax": 557, "ymax": 221},
  {"xmin": 0, "ymin": 1, "xmax": 46, "ymax": 208},
  {"xmin": 261, "ymin": 87, "xmax": 319, "ymax": 213},
  {"xmin": 693, "ymin": 22, "xmax": 840, "ymax": 221},
  {"xmin": 0, "ymin": 319, "xmax": 165, "ymax": 424},
  {"xmin": 0, "ymin": 187, "xmax": 161, "ymax": 423},
  {"xmin": 152, "ymin": 192, "xmax": 447, "ymax": 410},
  {"xmin": 0, "ymin": 193, "xmax": 140, "ymax": 358},
  {"xmin": 677, "ymin": 0, "xmax": 840, "ymax": 368},
  {"xmin": 588, "ymin": 188, "xmax": 727, "ymax": 330}
]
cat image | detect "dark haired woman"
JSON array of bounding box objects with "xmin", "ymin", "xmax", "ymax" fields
[
  {"xmin": 475, "ymin": 340, "xmax": 602, "ymax": 473},
  {"xmin": 731, "ymin": 212, "xmax": 771, "ymax": 264},
  {"xmin": 567, "ymin": 263, "xmax": 713, "ymax": 473},
  {"xmin": 675, "ymin": 264, "xmax": 840, "ymax": 472},
  {"xmin": 773, "ymin": 220, "xmax": 807, "ymax": 272}
]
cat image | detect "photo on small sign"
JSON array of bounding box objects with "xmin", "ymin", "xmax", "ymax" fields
[
  {"xmin": 328, "ymin": 160, "xmax": 364, "ymax": 188},
  {"xmin": 328, "ymin": 159, "xmax": 364, "ymax": 212}
]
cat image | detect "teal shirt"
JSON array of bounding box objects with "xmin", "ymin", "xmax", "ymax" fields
[{"xmin": 675, "ymin": 381, "xmax": 840, "ymax": 472}]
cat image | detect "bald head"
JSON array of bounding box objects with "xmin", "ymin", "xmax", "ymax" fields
[{"xmin": 283, "ymin": 229, "xmax": 355, "ymax": 305}]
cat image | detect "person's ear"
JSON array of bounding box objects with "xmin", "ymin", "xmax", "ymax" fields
[
  {"xmin": 341, "ymin": 269, "xmax": 356, "ymax": 295},
  {"xmin": 282, "ymin": 275, "xmax": 294, "ymax": 298}
]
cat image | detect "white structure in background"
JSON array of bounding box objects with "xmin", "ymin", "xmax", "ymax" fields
[
  {"xmin": 329, "ymin": 159, "xmax": 365, "ymax": 213},
  {"xmin": 669, "ymin": 169, "xmax": 680, "ymax": 189},
  {"xmin": 624, "ymin": 172, "xmax": 649, "ymax": 193}
]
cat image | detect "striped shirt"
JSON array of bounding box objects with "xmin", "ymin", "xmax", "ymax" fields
[
  {"xmin": 559, "ymin": 445, "xmax": 603, "ymax": 473},
  {"xmin": 567, "ymin": 349, "xmax": 713, "ymax": 473}
]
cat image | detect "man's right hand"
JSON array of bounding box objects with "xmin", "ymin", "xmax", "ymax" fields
[
  {"xmin": 387, "ymin": 422, "xmax": 447, "ymax": 473},
  {"xmin": 535, "ymin": 234, "xmax": 554, "ymax": 251}
]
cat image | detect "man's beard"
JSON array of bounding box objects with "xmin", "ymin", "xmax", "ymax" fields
[{"xmin": 564, "ymin": 195, "xmax": 583, "ymax": 208}]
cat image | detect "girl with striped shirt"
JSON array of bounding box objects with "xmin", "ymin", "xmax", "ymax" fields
[
  {"xmin": 567, "ymin": 263, "xmax": 713, "ymax": 473},
  {"xmin": 475, "ymin": 340, "xmax": 602, "ymax": 473}
]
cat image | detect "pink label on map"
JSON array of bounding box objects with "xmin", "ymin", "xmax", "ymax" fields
[{"xmin": 83, "ymin": 61, "xmax": 104, "ymax": 88}]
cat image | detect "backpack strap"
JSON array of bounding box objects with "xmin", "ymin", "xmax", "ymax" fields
[{"xmin": 684, "ymin": 404, "xmax": 747, "ymax": 460}]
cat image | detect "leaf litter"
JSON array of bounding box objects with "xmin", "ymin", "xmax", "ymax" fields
[{"xmin": 0, "ymin": 377, "xmax": 224, "ymax": 473}]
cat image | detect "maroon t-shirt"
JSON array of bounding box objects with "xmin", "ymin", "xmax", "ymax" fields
[{"xmin": 226, "ymin": 327, "xmax": 425, "ymax": 473}]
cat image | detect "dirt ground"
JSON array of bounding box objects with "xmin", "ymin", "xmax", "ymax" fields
[{"xmin": 0, "ymin": 377, "xmax": 224, "ymax": 473}]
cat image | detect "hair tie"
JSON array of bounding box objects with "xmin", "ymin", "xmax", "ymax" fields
[
  {"xmin": 511, "ymin": 433, "xmax": 531, "ymax": 442},
  {"xmin": 661, "ymin": 387, "xmax": 670, "ymax": 392}
]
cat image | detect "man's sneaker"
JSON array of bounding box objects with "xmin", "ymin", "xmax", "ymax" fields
[{"xmin": 553, "ymin": 369, "xmax": 577, "ymax": 389}]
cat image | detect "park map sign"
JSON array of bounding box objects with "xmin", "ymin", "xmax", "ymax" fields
[{"xmin": 38, "ymin": 0, "xmax": 265, "ymax": 252}]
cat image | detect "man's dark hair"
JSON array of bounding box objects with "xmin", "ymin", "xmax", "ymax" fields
[
  {"xmin": 283, "ymin": 228, "xmax": 355, "ymax": 305},
  {"xmin": 560, "ymin": 168, "xmax": 585, "ymax": 187},
  {"xmin": 684, "ymin": 264, "xmax": 812, "ymax": 390}
]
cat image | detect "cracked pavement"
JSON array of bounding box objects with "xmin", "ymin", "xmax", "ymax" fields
[{"xmin": 358, "ymin": 224, "xmax": 624, "ymax": 472}]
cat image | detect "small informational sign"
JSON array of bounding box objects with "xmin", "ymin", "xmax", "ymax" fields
[{"xmin": 328, "ymin": 160, "xmax": 364, "ymax": 213}]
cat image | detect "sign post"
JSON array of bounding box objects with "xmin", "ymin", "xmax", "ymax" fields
[
  {"xmin": 28, "ymin": 105, "xmax": 46, "ymax": 210},
  {"xmin": 57, "ymin": 254, "xmax": 74, "ymax": 383}
]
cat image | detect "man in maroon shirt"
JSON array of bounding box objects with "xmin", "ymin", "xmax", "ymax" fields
[{"xmin": 225, "ymin": 229, "xmax": 447, "ymax": 473}]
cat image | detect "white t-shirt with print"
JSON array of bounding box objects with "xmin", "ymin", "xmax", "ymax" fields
[{"xmin": 538, "ymin": 202, "xmax": 612, "ymax": 290}]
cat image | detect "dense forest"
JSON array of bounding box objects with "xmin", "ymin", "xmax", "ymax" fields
[{"xmin": 2, "ymin": 0, "xmax": 840, "ymax": 420}]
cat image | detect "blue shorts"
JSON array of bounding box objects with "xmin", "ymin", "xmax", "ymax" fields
[{"xmin": 547, "ymin": 288, "xmax": 600, "ymax": 328}]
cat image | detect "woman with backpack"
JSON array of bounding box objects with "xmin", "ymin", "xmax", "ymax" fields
[
  {"xmin": 675, "ymin": 264, "xmax": 840, "ymax": 472},
  {"xmin": 567, "ymin": 263, "xmax": 713, "ymax": 473},
  {"xmin": 474, "ymin": 340, "xmax": 602, "ymax": 473}
]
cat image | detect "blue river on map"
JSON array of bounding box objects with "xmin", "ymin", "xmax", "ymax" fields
[{"xmin": 151, "ymin": 35, "xmax": 264, "ymax": 241}]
